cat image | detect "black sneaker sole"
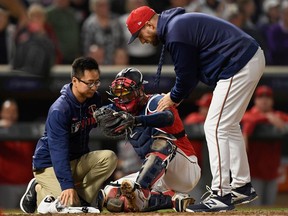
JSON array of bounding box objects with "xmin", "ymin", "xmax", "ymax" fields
[
  {"xmin": 233, "ymin": 193, "xmax": 258, "ymax": 205},
  {"xmin": 20, "ymin": 178, "xmax": 37, "ymax": 213},
  {"xmin": 186, "ymin": 205, "xmax": 235, "ymax": 212}
]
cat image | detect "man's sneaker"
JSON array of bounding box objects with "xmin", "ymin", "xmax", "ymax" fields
[
  {"xmin": 20, "ymin": 178, "xmax": 37, "ymax": 213},
  {"xmin": 186, "ymin": 187, "xmax": 235, "ymax": 212},
  {"xmin": 172, "ymin": 193, "xmax": 195, "ymax": 212},
  {"xmin": 38, "ymin": 195, "xmax": 100, "ymax": 214},
  {"xmin": 37, "ymin": 195, "xmax": 56, "ymax": 214},
  {"xmin": 95, "ymin": 189, "xmax": 105, "ymax": 212},
  {"xmin": 232, "ymin": 182, "xmax": 258, "ymax": 205}
]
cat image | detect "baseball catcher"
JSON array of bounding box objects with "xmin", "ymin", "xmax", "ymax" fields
[{"xmin": 93, "ymin": 67, "xmax": 201, "ymax": 212}]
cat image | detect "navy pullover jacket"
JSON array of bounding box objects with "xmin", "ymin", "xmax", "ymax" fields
[
  {"xmin": 157, "ymin": 8, "xmax": 260, "ymax": 103},
  {"xmin": 32, "ymin": 83, "xmax": 101, "ymax": 190}
]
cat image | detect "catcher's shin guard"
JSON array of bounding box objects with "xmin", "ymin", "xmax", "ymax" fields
[
  {"xmin": 143, "ymin": 192, "xmax": 173, "ymax": 211},
  {"xmin": 136, "ymin": 134, "xmax": 177, "ymax": 189},
  {"xmin": 143, "ymin": 190, "xmax": 194, "ymax": 212}
]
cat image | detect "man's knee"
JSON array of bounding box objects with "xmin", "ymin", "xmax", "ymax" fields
[
  {"xmin": 99, "ymin": 150, "xmax": 118, "ymax": 171},
  {"xmin": 105, "ymin": 150, "xmax": 118, "ymax": 166}
]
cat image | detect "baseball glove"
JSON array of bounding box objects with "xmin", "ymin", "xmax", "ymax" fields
[{"xmin": 93, "ymin": 107, "xmax": 135, "ymax": 139}]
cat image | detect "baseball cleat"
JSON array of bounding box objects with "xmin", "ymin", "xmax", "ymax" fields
[
  {"xmin": 232, "ymin": 182, "xmax": 258, "ymax": 205},
  {"xmin": 20, "ymin": 178, "xmax": 37, "ymax": 213}
]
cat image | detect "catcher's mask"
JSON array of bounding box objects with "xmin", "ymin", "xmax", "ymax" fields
[{"xmin": 108, "ymin": 68, "xmax": 147, "ymax": 113}]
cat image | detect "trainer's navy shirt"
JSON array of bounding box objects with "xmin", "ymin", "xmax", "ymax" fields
[
  {"xmin": 32, "ymin": 83, "xmax": 101, "ymax": 190},
  {"xmin": 157, "ymin": 7, "xmax": 260, "ymax": 103}
]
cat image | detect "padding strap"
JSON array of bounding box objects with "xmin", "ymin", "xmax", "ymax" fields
[
  {"xmin": 172, "ymin": 130, "xmax": 186, "ymax": 139},
  {"xmin": 143, "ymin": 192, "xmax": 173, "ymax": 212}
]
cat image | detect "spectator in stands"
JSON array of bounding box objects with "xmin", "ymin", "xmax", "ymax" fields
[
  {"xmin": 237, "ymin": 0, "xmax": 257, "ymax": 28},
  {"xmin": 12, "ymin": 3, "xmax": 56, "ymax": 77},
  {"xmin": 169, "ymin": 0, "xmax": 192, "ymax": 9},
  {"xmin": 113, "ymin": 48, "xmax": 129, "ymax": 65},
  {"xmin": 257, "ymin": 0, "xmax": 281, "ymax": 60},
  {"xmin": 194, "ymin": 0, "xmax": 226, "ymax": 17},
  {"xmin": 0, "ymin": 99, "xmax": 36, "ymax": 209},
  {"xmin": 185, "ymin": 0, "xmax": 202, "ymax": 13},
  {"xmin": 86, "ymin": 44, "xmax": 105, "ymax": 65},
  {"xmin": 81, "ymin": 0, "xmax": 127, "ymax": 65},
  {"xmin": 70, "ymin": 0, "xmax": 90, "ymax": 25},
  {"xmin": 265, "ymin": 0, "xmax": 288, "ymax": 65},
  {"xmin": 0, "ymin": 99, "xmax": 19, "ymax": 127},
  {"xmin": 46, "ymin": 0, "xmax": 80, "ymax": 64},
  {"xmin": 27, "ymin": 3, "xmax": 62, "ymax": 64},
  {"xmin": 0, "ymin": 0, "xmax": 28, "ymax": 29},
  {"xmin": 118, "ymin": 0, "xmax": 159, "ymax": 65},
  {"xmin": 241, "ymin": 85, "xmax": 288, "ymax": 206},
  {"xmin": 184, "ymin": 92, "xmax": 213, "ymax": 202},
  {"xmin": 0, "ymin": 8, "xmax": 16, "ymax": 64},
  {"xmin": 257, "ymin": 0, "xmax": 280, "ymax": 27},
  {"xmin": 224, "ymin": 3, "xmax": 268, "ymax": 62}
]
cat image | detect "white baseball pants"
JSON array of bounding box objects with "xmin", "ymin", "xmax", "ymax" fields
[{"xmin": 204, "ymin": 48, "xmax": 265, "ymax": 196}]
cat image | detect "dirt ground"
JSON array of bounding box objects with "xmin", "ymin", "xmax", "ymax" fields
[
  {"xmin": 3, "ymin": 211, "xmax": 288, "ymax": 216},
  {"xmin": 2, "ymin": 208, "xmax": 288, "ymax": 216}
]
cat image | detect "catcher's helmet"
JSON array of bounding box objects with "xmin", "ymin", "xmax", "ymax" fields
[
  {"xmin": 115, "ymin": 68, "xmax": 148, "ymax": 86},
  {"xmin": 109, "ymin": 68, "xmax": 147, "ymax": 114}
]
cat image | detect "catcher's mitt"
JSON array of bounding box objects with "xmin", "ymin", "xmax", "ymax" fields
[{"xmin": 93, "ymin": 107, "xmax": 135, "ymax": 139}]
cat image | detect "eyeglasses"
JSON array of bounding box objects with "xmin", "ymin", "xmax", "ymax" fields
[{"xmin": 75, "ymin": 77, "xmax": 101, "ymax": 88}]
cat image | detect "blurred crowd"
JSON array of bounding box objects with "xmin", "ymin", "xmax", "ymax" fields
[{"xmin": 0, "ymin": 0, "xmax": 288, "ymax": 77}]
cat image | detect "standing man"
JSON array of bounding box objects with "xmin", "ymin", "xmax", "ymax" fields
[
  {"xmin": 125, "ymin": 6, "xmax": 265, "ymax": 212},
  {"xmin": 20, "ymin": 57, "xmax": 117, "ymax": 213}
]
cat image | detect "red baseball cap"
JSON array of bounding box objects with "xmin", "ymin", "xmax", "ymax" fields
[
  {"xmin": 255, "ymin": 85, "xmax": 273, "ymax": 97},
  {"xmin": 196, "ymin": 93, "xmax": 213, "ymax": 107},
  {"xmin": 126, "ymin": 6, "xmax": 156, "ymax": 44}
]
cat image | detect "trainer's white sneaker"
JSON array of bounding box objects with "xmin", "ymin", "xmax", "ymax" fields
[{"xmin": 38, "ymin": 195, "xmax": 100, "ymax": 214}]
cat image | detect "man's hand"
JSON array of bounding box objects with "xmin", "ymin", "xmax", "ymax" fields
[
  {"xmin": 156, "ymin": 92, "xmax": 180, "ymax": 112},
  {"xmin": 60, "ymin": 188, "xmax": 80, "ymax": 207},
  {"xmin": 266, "ymin": 113, "xmax": 286, "ymax": 130}
]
